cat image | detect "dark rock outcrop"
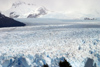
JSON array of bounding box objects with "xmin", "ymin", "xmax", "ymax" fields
[
  {"xmin": 59, "ymin": 59, "xmax": 72, "ymax": 67},
  {"xmin": 42, "ymin": 64, "xmax": 49, "ymax": 67},
  {"xmin": 84, "ymin": 58, "xmax": 97, "ymax": 67},
  {"xmin": 0, "ymin": 13, "xmax": 25, "ymax": 27}
]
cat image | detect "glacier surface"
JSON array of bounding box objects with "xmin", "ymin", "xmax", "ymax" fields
[{"xmin": 0, "ymin": 19, "xmax": 100, "ymax": 67}]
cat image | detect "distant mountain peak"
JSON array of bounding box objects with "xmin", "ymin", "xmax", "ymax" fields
[
  {"xmin": 27, "ymin": 6, "xmax": 48, "ymax": 18},
  {"xmin": 12, "ymin": 1, "xmax": 36, "ymax": 8},
  {"xmin": 2, "ymin": 1, "xmax": 50, "ymax": 18},
  {"xmin": 38, "ymin": 6, "xmax": 48, "ymax": 12},
  {"xmin": 12, "ymin": 1, "xmax": 25, "ymax": 7}
]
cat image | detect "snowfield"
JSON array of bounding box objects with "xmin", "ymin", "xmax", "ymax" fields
[{"xmin": 0, "ymin": 19, "xmax": 100, "ymax": 67}]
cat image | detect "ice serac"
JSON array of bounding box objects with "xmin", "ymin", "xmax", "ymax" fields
[
  {"xmin": 84, "ymin": 58, "xmax": 97, "ymax": 67},
  {"xmin": 3, "ymin": 1, "xmax": 49, "ymax": 18},
  {"xmin": 0, "ymin": 25, "xmax": 100, "ymax": 67},
  {"xmin": 0, "ymin": 13, "xmax": 25, "ymax": 27}
]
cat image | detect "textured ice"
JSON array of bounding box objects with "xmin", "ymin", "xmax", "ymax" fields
[{"xmin": 0, "ymin": 19, "xmax": 100, "ymax": 67}]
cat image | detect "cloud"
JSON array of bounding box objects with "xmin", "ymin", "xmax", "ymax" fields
[{"xmin": 0, "ymin": 0, "xmax": 16, "ymax": 11}]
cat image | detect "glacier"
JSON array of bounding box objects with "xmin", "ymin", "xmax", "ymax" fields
[{"xmin": 0, "ymin": 19, "xmax": 100, "ymax": 67}]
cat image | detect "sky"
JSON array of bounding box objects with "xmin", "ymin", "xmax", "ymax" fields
[{"xmin": 0, "ymin": 0, "xmax": 100, "ymax": 17}]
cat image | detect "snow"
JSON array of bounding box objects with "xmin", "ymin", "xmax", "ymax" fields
[
  {"xmin": 0, "ymin": 19, "xmax": 100, "ymax": 67},
  {"xmin": 2, "ymin": 1, "xmax": 49, "ymax": 18},
  {"xmin": 2, "ymin": 1, "xmax": 99, "ymax": 19},
  {"xmin": 1, "ymin": 0, "xmax": 100, "ymax": 20}
]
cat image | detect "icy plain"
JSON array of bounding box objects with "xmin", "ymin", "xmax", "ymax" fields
[{"xmin": 0, "ymin": 18, "xmax": 100, "ymax": 67}]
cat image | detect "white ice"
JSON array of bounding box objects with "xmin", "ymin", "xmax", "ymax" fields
[{"xmin": 0, "ymin": 18, "xmax": 100, "ymax": 67}]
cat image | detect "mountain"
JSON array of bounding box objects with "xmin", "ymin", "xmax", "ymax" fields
[
  {"xmin": 0, "ymin": 13, "xmax": 25, "ymax": 27},
  {"xmin": 1, "ymin": 1, "xmax": 87, "ymax": 19},
  {"xmin": 27, "ymin": 7, "xmax": 48, "ymax": 18},
  {"xmin": 2, "ymin": 1, "xmax": 76, "ymax": 19},
  {"xmin": 2, "ymin": 1, "xmax": 99, "ymax": 19},
  {"xmin": 2, "ymin": 1, "xmax": 49, "ymax": 18}
]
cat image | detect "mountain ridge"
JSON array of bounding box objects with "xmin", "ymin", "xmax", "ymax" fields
[
  {"xmin": 2, "ymin": 1, "xmax": 49, "ymax": 18},
  {"xmin": 0, "ymin": 13, "xmax": 25, "ymax": 27}
]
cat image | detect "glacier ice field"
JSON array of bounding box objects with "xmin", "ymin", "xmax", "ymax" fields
[{"xmin": 0, "ymin": 18, "xmax": 100, "ymax": 67}]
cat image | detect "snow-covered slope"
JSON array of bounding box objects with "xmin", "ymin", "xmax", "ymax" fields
[
  {"xmin": 2, "ymin": 1, "xmax": 100, "ymax": 19},
  {"xmin": 0, "ymin": 18, "xmax": 100, "ymax": 67},
  {"xmin": 3, "ymin": 1, "xmax": 49, "ymax": 18},
  {"xmin": 1, "ymin": 1, "xmax": 85, "ymax": 19}
]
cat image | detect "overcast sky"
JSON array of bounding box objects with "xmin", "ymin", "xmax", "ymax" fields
[{"xmin": 0, "ymin": 0, "xmax": 100, "ymax": 16}]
